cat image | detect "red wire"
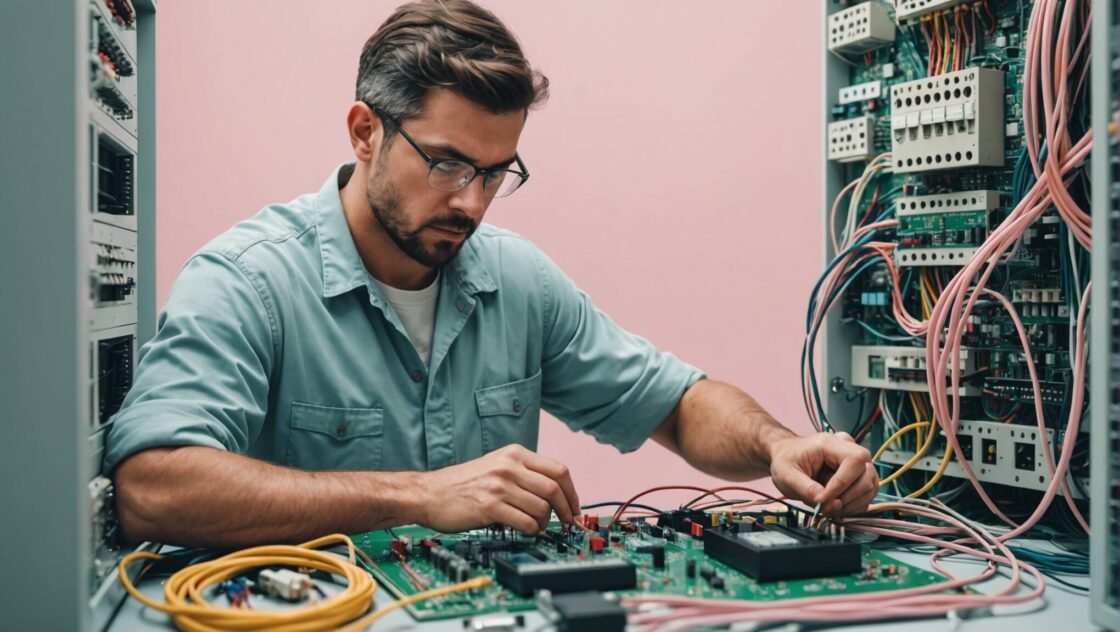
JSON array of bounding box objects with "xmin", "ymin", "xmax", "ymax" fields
[
  {"xmin": 983, "ymin": 0, "xmax": 997, "ymax": 35},
  {"xmin": 854, "ymin": 404, "xmax": 882, "ymax": 443}
]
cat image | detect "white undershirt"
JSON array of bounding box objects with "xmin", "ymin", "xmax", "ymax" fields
[{"xmin": 372, "ymin": 273, "xmax": 440, "ymax": 366}]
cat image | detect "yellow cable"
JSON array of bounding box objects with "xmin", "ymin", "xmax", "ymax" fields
[
  {"xmin": 909, "ymin": 392, "xmax": 926, "ymax": 448},
  {"xmin": 907, "ymin": 442, "xmax": 954, "ymax": 498},
  {"xmin": 874, "ymin": 421, "xmax": 930, "ymax": 462},
  {"xmin": 940, "ymin": 11, "xmax": 949, "ymax": 73},
  {"xmin": 118, "ymin": 533, "xmax": 484, "ymax": 632}
]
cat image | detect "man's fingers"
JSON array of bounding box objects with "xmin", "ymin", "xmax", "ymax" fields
[
  {"xmin": 835, "ymin": 463, "xmax": 878, "ymax": 515},
  {"xmin": 838, "ymin": 485, "xmax": 879, "ymax": 518},
  {"xmin": 818, "ymin": 455, "xmax": 869, "ymax": 511},
  {"xmin": 489, "ymin": 502, "xmax": 544, "ymax": 535},
  {"xmin": 520, "ymin": 452, "xmax": 581, "ymax": 519},
  {"xmin": 775, "ymin": 462, "xmax": 826, "ymax": 506},
  {"xmin": 501, "ymin": 486, "xmax": 553, "ymax": 533},
  {"xmin": 513, "ymin": 468, "xmax": 575, "ymax": 526}
]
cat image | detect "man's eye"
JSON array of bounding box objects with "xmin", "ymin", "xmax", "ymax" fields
[{"xmin": 433, "ymin": 161, "xmax": 466, "ymax": 175}]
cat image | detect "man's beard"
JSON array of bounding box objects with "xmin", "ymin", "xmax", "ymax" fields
[{"xmin": 366, "ymin": 164, "xmax": 477, "ymax": 268}]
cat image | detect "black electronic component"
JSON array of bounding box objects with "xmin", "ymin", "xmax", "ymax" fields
[
  {"xmin": 685, "ymin": 559, "xmax": 696, "ymax": 579},
  {"xmin": 96, "ymin": 138, "xmax": 135, "ymax": 215},
  {"xmin": 657, "ymin": 509, "xmax": 707, "ymax": 532},
  {"xmin": 651, "ymin": 546, "xmax": 665, "ymax": 570},
  {"xmin": 703, "ymin": 524, "xmax": 861, "ymax": 582},
  {"xmin": 546, "ymin": 592, "xmax": 626, "ymax": 632},
  {"xmin": 98, "ymin": 335, "xmax": 133, "ymax": 424},
  {"xmin": 493, "ymin": 554, "xmax": 636, "ymax": 597},
  {"xmin": 1014, "ymin": 442, "xmax": 1035, "ymax": 471}
]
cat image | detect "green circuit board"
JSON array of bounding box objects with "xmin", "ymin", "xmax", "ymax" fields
[{"xmin": 352, "ymin": 518, "xmax": 958, "ymax": 622}]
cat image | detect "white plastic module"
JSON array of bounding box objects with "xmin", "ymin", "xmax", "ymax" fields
[
  {"xmin": 839, "ymin": 80, "xmax": 883, "ymax": 105},
  {"xmin": 890, "ymin": 68, "xmax": 1005, "ymax": 173},
  {"xmin": 877, "ymin": 419, "xmax": 1088, "ymax": 498},
  {"xmin": 828, "ymin": 115, "xmax": 876, "ymax": 162},
  {"xmin": 895, "ymin": 0, "xmax": 969, "ymax": 22},
  {"xmin": 894, "ymin": 190, "xmax": 1001, "ymax": 267},
  {"xmin": 850, "ymin": 345, "xmax": 980, "ymax": 395},
  {"xmin": 828, "ymin": 2, "xmax": 896, "ymax": 54}
]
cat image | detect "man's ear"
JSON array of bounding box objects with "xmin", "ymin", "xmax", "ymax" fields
[{"xmin": 347, "ymin": 102, "xmax": 383, "ymax": 162}]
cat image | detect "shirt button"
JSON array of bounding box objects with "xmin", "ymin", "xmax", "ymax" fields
[
  {"xmin": 411, "ymin": 370, "xmax": 423, "ymax": 382},
  {"xmin": 336, "ymin": 424, "xmax": 347, "ymax": 437},
  {"xmin": 512, "ymin": 398, "xmax": 522, "ymax": 413}
]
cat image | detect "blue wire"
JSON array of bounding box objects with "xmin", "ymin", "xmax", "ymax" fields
[{"xmin": 855, "ymin": 319, "xmax": 919, "ymax": 342}]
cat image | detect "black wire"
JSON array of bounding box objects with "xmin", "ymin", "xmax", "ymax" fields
[{"xmin": 580, "ymin": 501, "xmax": 666, "ymax": 514}]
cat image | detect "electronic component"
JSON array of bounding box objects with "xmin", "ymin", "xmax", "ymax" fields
[
  {"xmin": 94, "ymin": 133, "xmax": 136, "ymax": 217},
  {"xmin": 894, "ymin": 0, "xmax": 969, "ymax": 22},
  {"xmin": 493, "ymin": 554, "xmax": 636, "ymax": 597},
  {"xmin": 703, "ymin": 523, "xmax": 861, "ymax": 582},
  {"xmin": 890, "ymin": 68, "xmax": 1005, "ymax": 173},
  {"xmin": 538, "ymin": 591, "xmax": 626, "ymax": 632},
  {"xmin": 850, "ymin": 345, "xmax": 981, "ymax": 395},
  {"xmin": 839, "ymin": 80, "xmax": 883, "ymax": 106},
  {"xmin": 258, "ymin": 569, "xmax": 312, "ymax": 602},
  {"xmin": 828, "ymin": 115, "xmax": 876, "ymax": 163},
  {"xmin": 96, "ymin": 332, "xmax": 134, "ymax": 425},
  {"xmin": 894, "ymin": 190, "xmax": 1000, "ymax": 267},
  {"xmin": 828, "ymin": 2, "xmax": 895, "ymax": 54}
]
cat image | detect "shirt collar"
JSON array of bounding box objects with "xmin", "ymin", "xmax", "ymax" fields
[{"xmin": 315, "ymin": 162, "xmax": 497, "ymax": 299}]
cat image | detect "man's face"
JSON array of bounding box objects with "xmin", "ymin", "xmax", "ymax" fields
[{"xmin": 366, "ymin": 89, "xmax": 526, "ymax": 268}]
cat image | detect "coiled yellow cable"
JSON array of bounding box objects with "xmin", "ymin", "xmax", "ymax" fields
[{"xmin": 118, "ymin": 533, "xmax": 490, "ymax": 631}]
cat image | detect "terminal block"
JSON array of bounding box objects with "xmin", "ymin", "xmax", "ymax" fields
[
  {"xmin": 890, "ymin": 68, "xmax": 1005, "ymax": 173},
  {"xmin": 828, "ymin": 2, "xmax": 896, "ymax": 55},
  {"xmin": 894, "ymin": 190, "xmax": 1000, "ymax": 267},
  {"xmin": 828, "ymin": 115, "xmax": 876, "ymax": 163},
  {"xmin": 895, "ymin": 0, "xmax": 969, "ymax": 22},
  {"xmin": 850, "ymin": 345, "xmax": 981, "ymax": 395}
]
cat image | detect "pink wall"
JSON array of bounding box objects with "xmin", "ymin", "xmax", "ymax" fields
[{"xmin": 156, "ymin": 1, "xmax": 823, "ymax": 508}]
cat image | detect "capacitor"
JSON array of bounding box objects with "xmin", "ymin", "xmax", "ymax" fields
[
  {"xmin": 686, "ymin": 559, "xmax": 697, "ymax": 579},
  {"xmin": 651, "ymin": 547, "xmax": 666, "ymax": 570}
]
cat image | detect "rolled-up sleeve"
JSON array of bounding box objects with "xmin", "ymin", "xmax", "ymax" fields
[
  {"xmin": 103, "ymin": 253, "xmax": 275, "ymax": 472},
  {"xmin": 534, "ymin": 248, "xmax": 705, "ymax": 453}
]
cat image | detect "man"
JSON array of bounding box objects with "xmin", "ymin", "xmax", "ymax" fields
[{"xmin": 107, "ymin": 0, "xmax": 878, "ymax": 547}]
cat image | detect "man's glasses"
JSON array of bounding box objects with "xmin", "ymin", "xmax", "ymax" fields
[{"xmin": 373, "ymin": 107, "xmax": 529, "ymax": 199}]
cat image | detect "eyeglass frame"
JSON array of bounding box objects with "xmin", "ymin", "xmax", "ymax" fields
[{"xmin": 370, "ymin": 106, "xmax": 530, "ymax": 198}]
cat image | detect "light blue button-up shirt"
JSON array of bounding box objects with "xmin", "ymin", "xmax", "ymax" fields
[{"xmin": 104, "ymin": 164, "xmax": 705, "ymax": 473}]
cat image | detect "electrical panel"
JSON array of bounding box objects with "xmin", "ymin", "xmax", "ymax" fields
[
  {"xmin": 890, "ymin": 68, "xmax": 1005, "ymax": 173},
  {"xmin": 1091, "ymin": 0, "xmax": 1120, "ymax": 627},
  {"xmin": 828, "ymin": 2, "xmax": 896, "ymax": 54},
  {"xmin": 819, "ymin": 0, "xmax": 1093, "ymax": 554},
  {"xmin": 828, "ymin": 115, "xmax": 876, "ymax": 162},
  {"xmin": 85, "ymin": 2, "xmax": 158, "ymax": 630}
]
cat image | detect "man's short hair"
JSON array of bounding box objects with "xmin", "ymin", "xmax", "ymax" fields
[{"xmin": 357, "ymin": 0, "xmax": 549, "ymax": 129}]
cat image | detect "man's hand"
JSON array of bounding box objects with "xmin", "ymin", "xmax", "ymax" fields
[
  {"xmin": 768, "ymin": 432, "xmax": 879, "ymax": 518},
  {"xmin": 417, "ymin": 444, "xmax": 581, "ymax": 535}
]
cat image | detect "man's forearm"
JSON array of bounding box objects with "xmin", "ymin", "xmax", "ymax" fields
[
  {"xmin": 114, "ymin": 446, "xmax": 425, "ymax": 547},
  {"xmin": 655, "ymin": 379, "xmax": 797, "ymax": 480}
]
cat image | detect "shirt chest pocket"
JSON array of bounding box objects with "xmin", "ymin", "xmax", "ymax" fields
[
  {"xmin": 475, "ymin": 370, "xmax": 542, "ymax": 453},
  {"xmin": 286, "ymin": 402, "xmax": 384, "ymax": 471}
]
